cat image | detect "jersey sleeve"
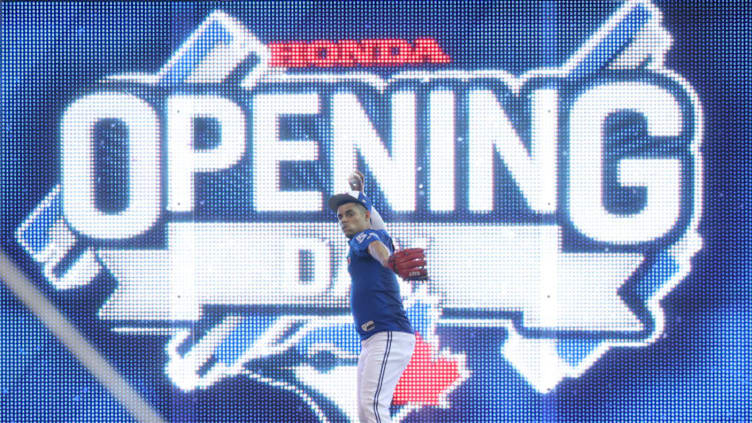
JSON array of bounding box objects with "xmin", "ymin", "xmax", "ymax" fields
[
  {"xmin": 349, "ymin": 229, "xmax": 384, "ymax": 256},
  {"xmin": 355, "ymin": 192, "xmax": 387, "ymax": 231}
]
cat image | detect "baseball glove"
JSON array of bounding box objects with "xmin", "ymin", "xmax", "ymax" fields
[{"xmin": 387, "ymin": 248, "xmax": 428, "ymax": 281}]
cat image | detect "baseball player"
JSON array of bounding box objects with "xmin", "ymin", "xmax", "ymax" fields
[{"xmin": 328, "ymin": 171, "xmax": 427, "ymax": 423}]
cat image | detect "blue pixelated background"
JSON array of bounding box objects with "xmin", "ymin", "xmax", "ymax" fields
[{"xmin": 2, "ymin": 1, "xmax": 751, "ymax": 421}]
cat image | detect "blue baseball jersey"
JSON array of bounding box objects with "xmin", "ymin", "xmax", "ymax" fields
[{"xmin": 348, "ymin": 229, "xmax": 413, "ymax": 340}]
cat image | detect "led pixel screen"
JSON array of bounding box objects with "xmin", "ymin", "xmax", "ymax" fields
[{"xmin": 1, "ymin": 1, "xmax": 750, "ymax": 422}]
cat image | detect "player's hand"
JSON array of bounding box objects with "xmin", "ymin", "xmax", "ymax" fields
[
  {"xmin": 348, "ymin": 170, "xmax": 365, "ymax": 192},
  {"xmin": 387, "ymin": 248, "xmax": 428, "ymax": 281}
]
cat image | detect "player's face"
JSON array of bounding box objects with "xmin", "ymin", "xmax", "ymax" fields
[{"xmin": 336, "ymin": 202, "xmax": 370, "ymax": 239}]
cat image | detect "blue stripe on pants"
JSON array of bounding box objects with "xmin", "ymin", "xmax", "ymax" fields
[{"xmin": 373, "ymin": 331, "xmax": 392, "ymax": 423}]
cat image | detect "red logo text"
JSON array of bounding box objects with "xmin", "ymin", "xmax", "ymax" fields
[{"xmin": 268, "ymin": 38, "xmax": 451, "ymax": 68}]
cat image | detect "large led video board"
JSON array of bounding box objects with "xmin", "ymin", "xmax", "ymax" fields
[{"xmin": 2, "ymin": 1, "xmax": 749, "ymax": 421}]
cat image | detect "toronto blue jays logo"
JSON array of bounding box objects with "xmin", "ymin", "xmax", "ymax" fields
[{"xmin": 16, "ymin": 0, "xmax": 701, "ymax": 420}]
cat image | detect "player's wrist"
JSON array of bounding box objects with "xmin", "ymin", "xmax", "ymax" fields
[{"xmin": 386, "ymin": 254, "xmax": 397, "ymax": 272}]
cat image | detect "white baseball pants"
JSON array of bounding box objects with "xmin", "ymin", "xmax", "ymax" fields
[{"xmin": 357, "ymin": 331, "xmax": 415, "ymax": 423}]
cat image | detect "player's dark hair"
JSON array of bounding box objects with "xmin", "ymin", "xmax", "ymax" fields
[{"xmin": 353, "ymin": 202, "xmax": 368, "ymax": 215}]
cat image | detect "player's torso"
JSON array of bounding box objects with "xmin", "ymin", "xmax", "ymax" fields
[{"xmin": 347, "ymin": 230, "xmax": 412, "ymax": 338}]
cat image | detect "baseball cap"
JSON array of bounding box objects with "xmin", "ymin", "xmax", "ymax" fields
[{"xmin": 328, "ymin": 191, "xmax": 372, "ymax": 213}]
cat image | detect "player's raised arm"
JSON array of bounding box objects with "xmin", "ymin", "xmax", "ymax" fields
[
  {"xmin": 348, "ymin": 170, "xmax": 365, "ymax": 192},
  {"xmin": 348, "ymin": 170, "xmax": 386, "ymax": 231}
]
